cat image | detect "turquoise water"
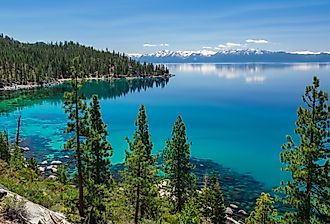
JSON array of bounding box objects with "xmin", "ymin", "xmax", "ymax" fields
[{"xmin": 1, "ymin": 63, "xmax": 330, "ymax": 189}]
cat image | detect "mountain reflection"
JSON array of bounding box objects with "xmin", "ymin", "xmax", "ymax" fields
[
  {"xmin": 0, "ymin": 77, "xmax": 170, "ymax": 114},
  {"xmin": 167, "ymin": 63, "xmax": 330, "ymax": 83}
]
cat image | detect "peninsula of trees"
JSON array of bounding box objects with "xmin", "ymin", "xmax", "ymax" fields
[{"xmin": 0, "ymin": 34, "xmax": 169, "ymax": 87}]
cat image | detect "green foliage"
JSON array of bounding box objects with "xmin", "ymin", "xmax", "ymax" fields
[
  {"xmin": 27, "ymin": 157, "xmax": 40, "ymax": 176},
  {"xmin": 10, "ymin": 145, "xmax": 25, "ymax": 170},
  {"xmin": 122, "ymin": 105, "xmax": 158, "ymax": 223},
  {"xmin": 85, "ymin": 94, "xmax": 112, "ymax": 185},
  {"xmin": 63, "ymin": 57, "xmax": 89, "ymax": 218},
  {"xmin": 83, "ymin": 94, "xmax": 113, "ymax": 223},
  {"xmin": 84, "ymin": 182, "xmax": 110, "ymax": 224},
  {"xmin": 0, "ymin": 195, "xmax": 28, "ymax": 224},
  {"xmin": 276, "ymin": 76, "xmax": 330, "ymax": 224},
  {"xmin": 135, "ymin": 105, "xmax": 153, "ymax": 160},
  {"xmin": 246, "ymin": 192, "xmax": 277, "ymax": 224},
  {"xmin": 163, "ymin": 116, "xmax": 195, "ymax": 212},
  {"xmin": 0, "ymin": 34, "xmax": 169, "ymax": 86},
  {"xmin": 200, "ymin": 172, "xmax": 226, "ymax": 224},
  {"xmin": 0, "ymin": 160, "xmax": 78, "ymax": 214},
  {"xmin": 178, "ymin": 198, "xmax": 201, "ymax": 224},
  {"xmin": 0, "ymin": 131, "xmax": 10, "ymax": 163},
  {"xmin": 56, "ymin": 165, "xmax": 69, "ymax": 184}
]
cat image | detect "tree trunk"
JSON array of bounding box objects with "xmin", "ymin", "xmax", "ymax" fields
[
  {"xmin": 75, "ymin": 77, "xmax": 84, "ymax": 218},
  {"xmin": 305, "ymin": 92, "xmax": 316, "ymax": 223},
  {"xmin": 16, "ymin": 114, "xmax": 21, "ymax": 146},
  {"xmin": 134, "ymin": 184, "xmax": 140, "ymax": 224}
]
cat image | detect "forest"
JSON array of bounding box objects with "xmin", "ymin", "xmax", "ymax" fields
[{"xmin": 0, "ymin": 34, "xmax": 169, "ymax": 87}]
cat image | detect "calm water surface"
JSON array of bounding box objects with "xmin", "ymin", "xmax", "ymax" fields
[{"xmin": 1, "ymin": 63, "xmax": 330, "ymax": 188}]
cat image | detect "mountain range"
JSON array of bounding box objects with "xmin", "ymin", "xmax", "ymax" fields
[{"xmin": 130, "ymin": 49, "xmax": 330, "ymax": 63}]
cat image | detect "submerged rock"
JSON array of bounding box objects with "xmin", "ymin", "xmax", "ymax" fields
[
  {"xmin": 226, "ymin": 207, "xmax": 234, "ymax": 215},
  {"xmin": 51, "ymin": 160, "xmax": 62, "ymax": 165},
  {"xmin": 238, "ymin": 209, "xmax": 248, "ymax": 216},
  {"xmin": 20, "ymin": 146, "xmax": 30, "ymax": 152},
  {"xmin": 48, "ymin": 175, "xmax": 57, "ymax": 179},
  {"xmin": 46, "ymin": 165, "xmax": 53, "ymax": 170}
]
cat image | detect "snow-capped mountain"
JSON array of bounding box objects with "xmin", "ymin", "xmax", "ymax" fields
[{"xmin": 129, "ymin": 49, "xmax": 330, "ymax": 63}]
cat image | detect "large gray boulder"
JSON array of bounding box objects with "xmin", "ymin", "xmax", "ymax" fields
[{"xmin": 0, "ymin": 185, "xmax": 70, "ymax": 224}]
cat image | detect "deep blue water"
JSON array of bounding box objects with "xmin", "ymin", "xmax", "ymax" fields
[{"xmin": 1, "ymin": 63, "xmax": 330, "ymax": 189}]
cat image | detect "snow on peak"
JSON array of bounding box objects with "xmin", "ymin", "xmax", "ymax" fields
[
  {"xmin": 134, "ymin": 49, "xmax": 329, "ymax": 58},
  {"xmin": 291, "ymin": 51, "xmax": 321, "ymax": 55}
]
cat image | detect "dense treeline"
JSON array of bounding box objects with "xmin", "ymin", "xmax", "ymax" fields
[
  {"xmin": 0, "ymin": 61, "xmax": 329, "ymax": 224},
  {"xmin": 0, "ymin": 34, "xmax": 169, "ymax": 87}
]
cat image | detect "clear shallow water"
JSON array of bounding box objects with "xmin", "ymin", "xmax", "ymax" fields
[{"xmin": 1, "ymin": 63, "xmax": 330, "ymax": 189}]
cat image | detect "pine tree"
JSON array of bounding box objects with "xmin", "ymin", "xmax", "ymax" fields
[
  {"xmin": 56, "ymin": 165, "xmax": 69, "ymax": 184},
  {"xmin": 200, "ymin": 172, "xmax": 226, "ymax": 224},
  {"xmin": 10, "ymin": 145, "xmax": 25, "ymax": 170},
  {"xmin": 163, "ymin": 116, "xmax": 195, "ymax": 212},
  {"xmin": 63, "ymin": 57, "xmax": 88, "ymax": 218},
  {"xmin": 84, "ymin": 94, "xmax": 113, "ymax": 223},
  {"xmin": 276, "ymin": 76, "xmax": 330, "ymax": 223},
  {"xmin": 122, "ymin": 105, "xmax": 157, "ymax": 224},
  {"xmin": 179, "ymin": 198, "xmax": 201, "ymax": 224},
  {"xmin": 85, "ymin": 94, "xmax": 112, "ymax": 185},
  {"xmin": 27, "ymin": 157, "xmax": 40, "ymax": 176},
  {"xmin": 0, "ymin": 131, "xmax": 10, "ymax": 163},
  {"xmin": 246, "ymin": 192, "xmax": 277, "ymax": 224},
  {"xmin": 135, "ymin": 105, "xmax": 153, "ymax": 161}
]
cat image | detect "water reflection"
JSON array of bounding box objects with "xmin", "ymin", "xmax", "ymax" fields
[
  {"xmin": 167, "ymin": 63, "xmax": 330, "ymax": 83},
  {"xmin": 0, "ymin": 77, "xmax": 170, "ymax": 114}
]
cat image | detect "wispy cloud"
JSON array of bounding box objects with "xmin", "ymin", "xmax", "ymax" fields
[
  {"xmin": 226, "ymin": 42, "xmax": 242, "ymax": 47},
  {"xmin": 215, "ymin": 42, "xmax": 243, "ymax": 49},
  {"xmin": 143, "ymin": 43, "xmax": 169, "ymax": 47},
  {"xmin": 143, "ymin": 43, "xmax": 157, "ymax": 47},
  {"xmin": 202, "ymin": 46, "xmax": 213, "ymax": 49},
  {"xmin": 246, "ymin": 39, "xmax": 269, "ymax": 44}
]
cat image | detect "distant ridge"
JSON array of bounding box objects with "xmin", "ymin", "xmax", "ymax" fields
[{"xmin": 131, "ymin": 49, "xmax": 330, "ymax": 63}]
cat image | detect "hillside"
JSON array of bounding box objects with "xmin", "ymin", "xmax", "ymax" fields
[{"xmin": 0, "ymin": 35, "xmax": 169, "ymax": 87}]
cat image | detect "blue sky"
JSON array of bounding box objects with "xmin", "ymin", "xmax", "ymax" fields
[{"xmin": 1, "ymin": 0, "xmax": 330, "ymax": 53}]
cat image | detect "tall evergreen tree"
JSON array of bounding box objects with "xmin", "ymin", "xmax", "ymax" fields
[
  {"xmin": 276, "ymin": 76, "xmax": 330, "ymax": 223},
  {"xmin": 85, "ymin": 94, "xmax": 112, "ymax": 185},
  {"xmin": 200, "ymin": 172, "xmax": 226, "ymax": 224},
  {"xmin": 179, "ymin": 198, "xmax": 201, "ymax": 224},
  {"xmin": 135, "ymin": 105, "xmax": 153, "ymax": 161},
  {"xmin": 246, "ymin": 192, "xmax": 277, "ymax": 224},
  {"xmin": 0, "ymin": 131, "xmax": 10, "ymax": 163},
  {"xmin": 84, "ymin": 94, "xmax": 113, "ymax": 223},
  {"xmin": 10, "ymin": 145, "xmax": 25, "ymax": 171},
  {"xmin": 63, "ymin": 57, "xmax": 88, "ymax": 218},
  {"xmin": 122, "ymin": 105, "xmax": 157, "ymax": 224},
  {"xmin": 163, "ymin": 116, "xmax": 195, "ymax": 212}
]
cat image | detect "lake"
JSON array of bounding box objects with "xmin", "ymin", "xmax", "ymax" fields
[{"xmin": 1, "ymin": 63, "xmax": 330, "ymax": 189}]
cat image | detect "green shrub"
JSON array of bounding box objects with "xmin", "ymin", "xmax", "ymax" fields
[{"xmin": 0, "ymin": 195, "xmax": 28, "ymax": 224}]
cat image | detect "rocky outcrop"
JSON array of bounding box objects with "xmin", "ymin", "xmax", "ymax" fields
[
  {"xmin": 0, "ymin": 185, "xmax": 70, "ymax": 224},
  {"xmin": 225, "ymin": 203, "xmax": 248, "ymax": 224}
]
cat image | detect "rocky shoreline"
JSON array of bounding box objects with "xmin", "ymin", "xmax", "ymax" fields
[
  {"xmin": 0, "ymin": 74, "xmax": 173, "ymax": 92},
  {"xmin": 16, "ymin": 146, "xmax": 256, "ymax": 223}
]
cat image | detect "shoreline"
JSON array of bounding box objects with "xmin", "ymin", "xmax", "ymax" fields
[{"xmin": 0, "ymin": 74, "xmax": 173, "ymax": 92}]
